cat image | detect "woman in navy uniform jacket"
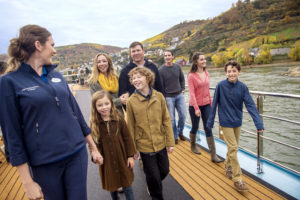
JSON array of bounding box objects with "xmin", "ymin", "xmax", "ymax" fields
[{"xmin": 0, "ymin": 25, "xmax": 103, "ymax": 200}]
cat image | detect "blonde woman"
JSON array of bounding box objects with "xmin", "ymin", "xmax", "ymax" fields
[{"xmin": 88, "ymin": 53, "xmax": 123, "ymax": 111}]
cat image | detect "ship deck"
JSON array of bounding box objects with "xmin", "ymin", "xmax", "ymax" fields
[{"xmin": 0, "ymin": 87, "xmax": 293, "ymax": 200}]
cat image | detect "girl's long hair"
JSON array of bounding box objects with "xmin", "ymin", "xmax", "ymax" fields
[
  {"xmin": 189, "ymin": 52, "xmax": 205, "ymax": 73},
  {"xmin": 89, "ymin": 90, "xmax": 120, "ymax": 143},
  {"xmin": 87, "ymin": 53, "xmax": 117, "ymax": 84}
]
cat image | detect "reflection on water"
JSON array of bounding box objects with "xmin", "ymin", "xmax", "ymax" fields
[{"xmin": 183, "ymin": 65, "xmax": 300, "ymax": 172}]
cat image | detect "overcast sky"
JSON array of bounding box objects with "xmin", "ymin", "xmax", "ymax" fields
[{"xmin": 0, "ymin": 0, "xmax": 237, "ymax": 54}]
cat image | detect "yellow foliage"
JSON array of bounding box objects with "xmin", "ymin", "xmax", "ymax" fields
[
  {"xmin": 212, "ymin": 53, "xmax": 228, "ymax": 68},
  {"xmin": 288, "ymin": 44, "xmax": 300, "ymax": 61},
  {"xmin": 142, "ymin": 33, "xmax": 166, "ymax": 44},
  {"xmin": 150, "ymin": 43, "xmax": 168, "ymax": 49}
]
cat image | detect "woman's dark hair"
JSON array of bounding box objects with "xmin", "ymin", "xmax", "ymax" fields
[
  {"xmin": 6, "ymin": 24, "xmax": 51, "ymax": 73},
  {"xmin": 190, "ymin": 52, "xmax": 205, "ymax": 73}
]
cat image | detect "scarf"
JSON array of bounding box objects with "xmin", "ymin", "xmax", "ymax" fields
[{"xmin": 98, "ymin": 73, "xmax": 119, "ymax": 93}]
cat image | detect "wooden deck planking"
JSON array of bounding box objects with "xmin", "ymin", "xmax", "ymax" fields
[
  {"xmin": 177, "ymin": 142, "xmax": 270, "ymax": 200},
  {"xmin": 179, "ymin": 141, "xmax": 286, "ymax": 200},
  {"xmin": 170, "ymin": 145, "xmax": 248, "ymax": 200},
  {"xmin": 169, "ymin": 140, "xmax": 286, "ymax": 200},
  {"xmin": 0, "ymin": 150, "xmax": 28, "ymax": 200}
]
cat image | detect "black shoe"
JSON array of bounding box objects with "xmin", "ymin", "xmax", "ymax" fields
[
  {"xmin": 175, "ymin": 139, "xmax": 179, "ymax": 144},
  {"xmin": 179, "ymin": 134, "xmax": 186, "ymax": 141}
]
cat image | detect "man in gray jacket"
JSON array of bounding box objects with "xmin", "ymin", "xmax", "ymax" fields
[{"xmin": 159, "ymin": 50, "xmax": 187, "ymax": 144}]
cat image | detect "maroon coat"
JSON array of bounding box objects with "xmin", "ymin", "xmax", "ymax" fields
[{"xmin": 96, "ymin": 114, "xmax": 136, "ymax": 192}]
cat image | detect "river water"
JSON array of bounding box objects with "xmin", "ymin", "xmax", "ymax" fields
[{"xmin": 182, "ymin": 65, "xmax": 300, "ymax": 172}]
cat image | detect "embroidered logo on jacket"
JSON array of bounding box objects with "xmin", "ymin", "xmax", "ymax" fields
[{"xmin": 22, "ymin": 86, "xmax": 40, "ymax": 92}]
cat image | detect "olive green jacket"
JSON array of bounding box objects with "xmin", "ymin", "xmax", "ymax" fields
[{"xmin": 126, "ymin": 89, "xmax": 174, "ymax": 153}]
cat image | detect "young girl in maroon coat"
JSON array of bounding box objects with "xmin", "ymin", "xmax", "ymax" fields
[{"xmin": 90, "ymin": 90, "xmax": 136, "ymax": 200}]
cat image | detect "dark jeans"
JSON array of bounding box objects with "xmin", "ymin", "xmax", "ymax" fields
[
  {"xmin": 110, "ymin": 186, "xmax": 135, "ymax": 200},
  {"xmin": 189, "ymin": 104, "xmax": 213, "ymax": 137},
  {"xmin": 140, "ymin": 148, "xmax": 170, "ymax": 200}
]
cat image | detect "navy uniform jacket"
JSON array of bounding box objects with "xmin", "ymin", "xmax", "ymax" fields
[
  {"xmin": 207, "ymin": 79, "xmax": 264, "ymax": 130},
  {"xmin": 118, "ymin": 59, "xmax": 163, "ymax": 96},
  {"xmin": 0, "ymin": 63, "xmax": 91, "ymax": 167}
]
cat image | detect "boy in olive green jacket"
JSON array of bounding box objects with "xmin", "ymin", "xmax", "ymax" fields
[{"xmin": 126, "ymin": 67, "xmax": 174, "ymax": 200}]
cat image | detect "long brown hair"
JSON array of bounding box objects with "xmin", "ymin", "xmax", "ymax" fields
[
  {"xmin": 190, "ymin": 52, "xmax": 205, "ymax": 73},
  {"xmin": 87, "ymin": 53, "xmax": 117, "ymax": 84},
  {"xmin": 89, "ymin": 90, "xmax": 120, "ymax": 143},
  {"xmin": 6, "ymin": 25, "xmax": 51, "ymax": 73}
]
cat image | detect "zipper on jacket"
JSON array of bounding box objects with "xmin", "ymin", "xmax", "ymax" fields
[
  {"xmin": 54, "ymin": 96, "xmax": 60, "ymax": 107},
  {"xmin": 36, "ymin": 122, "xmax": 39, "ymax": 134}
]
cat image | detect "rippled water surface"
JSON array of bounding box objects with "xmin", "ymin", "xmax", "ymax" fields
[{"xmin": 182, "ymin": 65, "xmax": 300, "ymax": 172}]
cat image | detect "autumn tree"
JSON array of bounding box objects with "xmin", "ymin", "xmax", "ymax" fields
[
  {"xmin": 288, "ymin": 44, "xmax": 300, "ymax": 61},
  {"xmin": 254, "ymin": 46, "xmax": 272, "ymax": 64},
  {"xmin": 212, "ymin": 53, "xmax": 228, "ymax": 68}
]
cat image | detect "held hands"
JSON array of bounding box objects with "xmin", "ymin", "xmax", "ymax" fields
[
  {"xmin": 127, "ymin": 157, "xmax": 135, "ymax": 169},
  {"xmin": 23, "ymin": 181, "xmax": 44, "ymax": 200},
  {"xmin": 167, "ymin": 147, "xmax": 174, "ymax": 154},
  {"xmin": 120, "ymin": 92, "xmax": 129, "ymax": 105},
  {"xmin": 133, "ymin": 153, "xmax": 140, "ymax": 160},
  {"xmin": 91, "ymin": 150, "xmax": 103, "ymax": 165},
  {"xmin": 195, "ymin": 110, "xmax": 201, "ymax": 117}
]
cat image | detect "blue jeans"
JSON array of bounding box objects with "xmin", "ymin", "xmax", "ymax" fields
[
  {"xmin": 166, "ymin": 93, "xmax": 187, "ymax": 139},
  {"xmin": 189, "ymin": 104, "xmax": 213, "ymax": 137},
  {"xmin": 110, "ymin": 186, "xmax": 135, "ymax": 200}
]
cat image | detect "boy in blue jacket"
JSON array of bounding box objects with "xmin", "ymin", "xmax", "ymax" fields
[{"xmin": 207, "ymin": 61, "xmax": 264, "ymax": 192}]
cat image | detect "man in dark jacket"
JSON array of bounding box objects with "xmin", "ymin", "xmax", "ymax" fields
[{"xmin": 118, "ymin": 41, "xmax": 162, "ymax": 105}]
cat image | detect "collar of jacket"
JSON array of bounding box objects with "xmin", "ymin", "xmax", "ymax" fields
[
  {"xmin": 135, "ymin": 88, "xmax": 153, "ymax": 100},
  {"xmin": 98, "ymin": 113, "xmax": 119, "ymax": 123},
  {"xmin": 226, "ymin": 78, "xmax": 240, "ymax": 86},
  {"xmin": 127, "ymin": 59, "xmax": 152, "ymax": 68},
  {"xmin": 133, "ymin": 89, "xmax": 158, "ymax": 104},
  {"xmin": 19, "ymin": 62, "xmax": 58, "ymax": 75}
]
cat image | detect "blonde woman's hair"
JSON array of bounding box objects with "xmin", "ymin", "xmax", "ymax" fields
[
  {"xmin": 87, "ymin": 53, "xmax": 117, "ymax": 84},
  {"xmin": 89, "ymin": 90, "xmax": 120, "ymax": 143},
  {"xmin": 128, "ymin": 66, "xmax": 155, "ymax": 88},
  {"xmin": 6, "ymin": 24, "xmax": 51, "ymax": 73}
]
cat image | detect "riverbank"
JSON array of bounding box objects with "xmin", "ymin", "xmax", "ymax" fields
[{"xmin": 181, "ymin": 61, "xmax": 300, "ymax": 72}]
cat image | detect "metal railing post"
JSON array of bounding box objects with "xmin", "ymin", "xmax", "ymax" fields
[{"xmin": 257, "ymin": 96, "xmax": 264, "ymax": 174}]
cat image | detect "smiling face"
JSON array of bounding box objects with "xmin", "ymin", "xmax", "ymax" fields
[
  {"xmin": 226, "ymin": 65, "xmax": 240, "ymax": 83},
  {"xmin": 197, "ymin": 55, "xmax": 206, "ymax": 69},
  {"xmin": 130, "ymin": 45, "xmax": 144, "ymax": 64},
  {"xmin": 40, "ymin": 36, "xmax": 56, "ymax": 65},
  {"xmin": 132, "ymin": 72, "xmax": 149, "ymax": 92},
  {"xmin": 96, "ymin": 96, "xmax": 112, "ymax": 119},
  {"xmin": 164, "ymin": 51, "xmax": 174, "ymax": 66},
  {"xmin": 97, "ymin": 55, "xmax": 109, "ymax": 75}
]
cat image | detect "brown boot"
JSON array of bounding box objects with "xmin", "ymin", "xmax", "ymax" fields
[
  {"xmin": 190, "ymin": 133, "xmax": 201, "ymax": 154},
  {"xmin": 234, "ymin": 181, "xmax": 249, "ymax": 192},
  {"xmin": 206, "ymin": 136, "xmax": 223, "ymax": 163},
  {"xmin": 179, "ymin": 134, "xmax": 186, "ymax": 141}
]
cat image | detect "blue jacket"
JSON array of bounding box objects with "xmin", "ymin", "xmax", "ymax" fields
[
  {"xmin": 118, "ymin": 59, "xmax": 163, "ymax": 96},
  {"xmin": 0, "ymin": 63, "xmax": 91, "ymax": 167},
  {"xmin": 207, "ymin": 79, "xmax": 264, "ymax": 130}
]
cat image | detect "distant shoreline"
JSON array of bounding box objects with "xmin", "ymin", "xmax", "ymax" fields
[{"xmin": 182, "ymin": 61, "xmax": 300, "ymax": 72}]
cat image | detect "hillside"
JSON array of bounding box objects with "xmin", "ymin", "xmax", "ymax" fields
[
  {"xmin": 142, "ymin": 0, "xmax": 300, "ymax": 66},
  {"xmin": 52, "ymin": 43, "xmax": 123, "ymax": 69}
]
